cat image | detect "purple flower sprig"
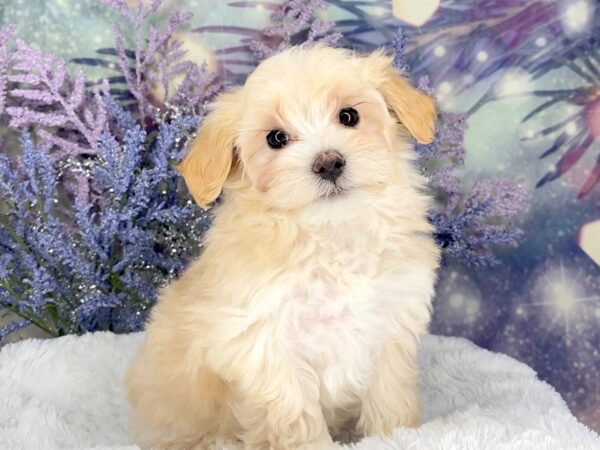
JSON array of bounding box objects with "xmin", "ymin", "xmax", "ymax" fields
[
  {"xmin": 0, "ymin": 134, "xmax": 77, "ymax": 336},
  {"xmin": 249, "ymin": 0, "xmax": 342, "ymax": 58},
  {"xmin": 431, "ymin": 179, "xmax": 528, "ymax": 266},
  {"xmin": 392, "ymin": 29, "xmax": 409, "ymax": 74},
  {"xmin": 98, "ymin": 0, "xmax": 220, "ymax": 117},
  {"xmin": 415, "ymin": 81, "xmax": 528, "ymax": 265},
  {"xmin": 393, "ymin": 30, "xmax": 528, "ymax": 266},
  {"xmin": 0, "ymin": 25, "xmax": 109, "ymax": 159}
]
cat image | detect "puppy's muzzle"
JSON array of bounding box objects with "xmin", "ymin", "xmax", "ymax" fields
[{"xmin": 312, "ymin": 150, "xmax": 346, "ymax": 182}]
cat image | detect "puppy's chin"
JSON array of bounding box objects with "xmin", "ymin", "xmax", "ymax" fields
[{"xmin": 297, "ymin": 188, "xmax": 373, "ymax": 227}]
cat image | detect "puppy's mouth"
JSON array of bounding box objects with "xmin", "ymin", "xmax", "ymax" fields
[{"xmin": 320, "ymin": 182, "xmax": 348, "ymax": 200}]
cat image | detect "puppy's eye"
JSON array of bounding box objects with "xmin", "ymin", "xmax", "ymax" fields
[
  {"xmin": 339, "ymin": 107, "xmax": 359, "ymax": 127},
  {"xmin": 266, "ymin": 129, "xmax": 289, "ymax": 150}
]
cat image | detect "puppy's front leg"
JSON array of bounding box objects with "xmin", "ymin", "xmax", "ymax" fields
[
  {"xmin": 207, "ymin": 327, "xmax": 337, "ymax": 450},
  {"xmin": 357, "ymin": 339, "xmax": 421, "ymax": 437}
]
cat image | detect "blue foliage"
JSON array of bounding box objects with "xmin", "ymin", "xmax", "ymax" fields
[
  {"xmin": 392, "ymin": 29, "xmax": 409, "ymax": 74},
  {"xmin": 0, "ymin": 319, "xmax": 30, "ymax": 341},
  {"xmin": 0, "ymin": 102, "xmax": 209, "ymax": 338}
]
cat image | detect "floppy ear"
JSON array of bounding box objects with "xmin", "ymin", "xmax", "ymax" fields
[
  {"xmin": 177, "ymin": 89, "xmax": 242, "ymax": 209},
  {"xmin": 361, "ymin": 51, "xmax": 436, "ymax": 144}
]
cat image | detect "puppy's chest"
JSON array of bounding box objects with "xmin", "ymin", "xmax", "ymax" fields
[{"xmin": 283, "ymin": 230, "xmax": 392, "ymax": 372}]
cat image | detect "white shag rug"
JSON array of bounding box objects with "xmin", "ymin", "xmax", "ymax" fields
[{"xmin": 0, "ymin": 332, "xmax": 598, "ymax": 450}]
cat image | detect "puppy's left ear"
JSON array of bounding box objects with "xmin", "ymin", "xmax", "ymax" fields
[{"xmin": 361, "ymin": 51, "xmax": 436, "ymax": 144}]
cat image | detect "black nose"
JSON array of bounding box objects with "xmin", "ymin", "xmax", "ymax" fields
[{"xmin": 312, "ymin": 150, "xmax": 346, "ymax": 182}]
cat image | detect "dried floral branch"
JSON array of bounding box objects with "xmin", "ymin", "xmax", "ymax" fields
[{"xmin": 249, "ymin": 0, "xmax": 342, "ymax": 58}]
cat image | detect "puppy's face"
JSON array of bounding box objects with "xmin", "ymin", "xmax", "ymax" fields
[{"xmin": 179, "ymin": 46, "xmax": 436, "ymax": 214}]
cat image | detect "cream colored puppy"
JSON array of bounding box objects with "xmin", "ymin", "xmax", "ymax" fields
[{"xmin": 125, "ymin": 45, "xmax": 440, "ymax": 450}]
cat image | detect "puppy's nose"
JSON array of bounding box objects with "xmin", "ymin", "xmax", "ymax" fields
[{"xmin": 312, "ymin": 150, "xmax": 346, "ymax": 182}]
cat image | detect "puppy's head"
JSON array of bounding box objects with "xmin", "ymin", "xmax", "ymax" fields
[{"xmin": 179, "ymin": 46, "xmax": 436, "ymax": 212}]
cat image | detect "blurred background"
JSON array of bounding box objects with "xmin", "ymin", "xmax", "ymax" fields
[{"xmin": 0, "ymin": 0, "xmax": 598, "ymax": 433}]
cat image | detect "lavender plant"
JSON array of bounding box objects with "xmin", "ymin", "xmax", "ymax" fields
[
  {"xmin": 195, "ymin": 0, "xmax": 341, "ymax": 81},
  {"xmin": 390, "ymin": 31, "xmax": 528, "ymax": 266},
  {"xmin": 0, "ymin": 25, "xmax": 108, "ymax": 161},
  {"xmin": 0, "ymin": 101, "xmax": 209, "ymax": 340},
  {"xmin": 78, "ymin": 0, "xmax": 221, "ymax": 117},
  {"xmin": 248, "ymin": 0, "xmax": 342, "ymax": 58},
  {"xmin": 0, "ymin": 0, "xmax": 216, "ymax": 341}
]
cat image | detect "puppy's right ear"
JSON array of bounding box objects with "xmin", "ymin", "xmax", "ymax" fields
[
  {"xmin": 360, "ymin": 51, "xmax": 436, "ymax": 144},
  {"xmin": 177, "ymin": 88, "xmax": 242, "ymax": 209}
]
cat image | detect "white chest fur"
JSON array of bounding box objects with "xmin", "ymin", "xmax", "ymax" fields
[
  {"xmin": 277, "ymin": 222, "xmax": 401, "ymax": 409},
  {"xmin": 201, "ymin": 190, "xmax": 437, "ymax": 416}
]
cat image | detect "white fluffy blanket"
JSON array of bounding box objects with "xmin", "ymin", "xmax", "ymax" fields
[{"xmin": 0, "ymin": 332, "xmax": 598, "ymax": 450}]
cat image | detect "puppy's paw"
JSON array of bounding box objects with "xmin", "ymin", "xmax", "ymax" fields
[{"xmin": 331, "ymin": 427, "xmax": 362, "ymax": 445}]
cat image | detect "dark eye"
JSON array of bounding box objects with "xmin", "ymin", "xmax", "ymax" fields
[
  {"xmin": 339, "ymin": 107, "xmax": 359, "ymax": 127},
  {"xmin": 266, "ymin": 129, "xmax": 289, "ymax": 150}
]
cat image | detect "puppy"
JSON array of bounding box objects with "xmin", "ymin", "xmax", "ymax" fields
[{"xmin": 125, "ymin": 45, "xmax": 440, "ymax": 450}]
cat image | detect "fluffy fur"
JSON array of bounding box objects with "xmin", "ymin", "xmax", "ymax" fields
[{"xmin": 125, "ymin": 46, "xmax": 441, "ymax": 450}]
